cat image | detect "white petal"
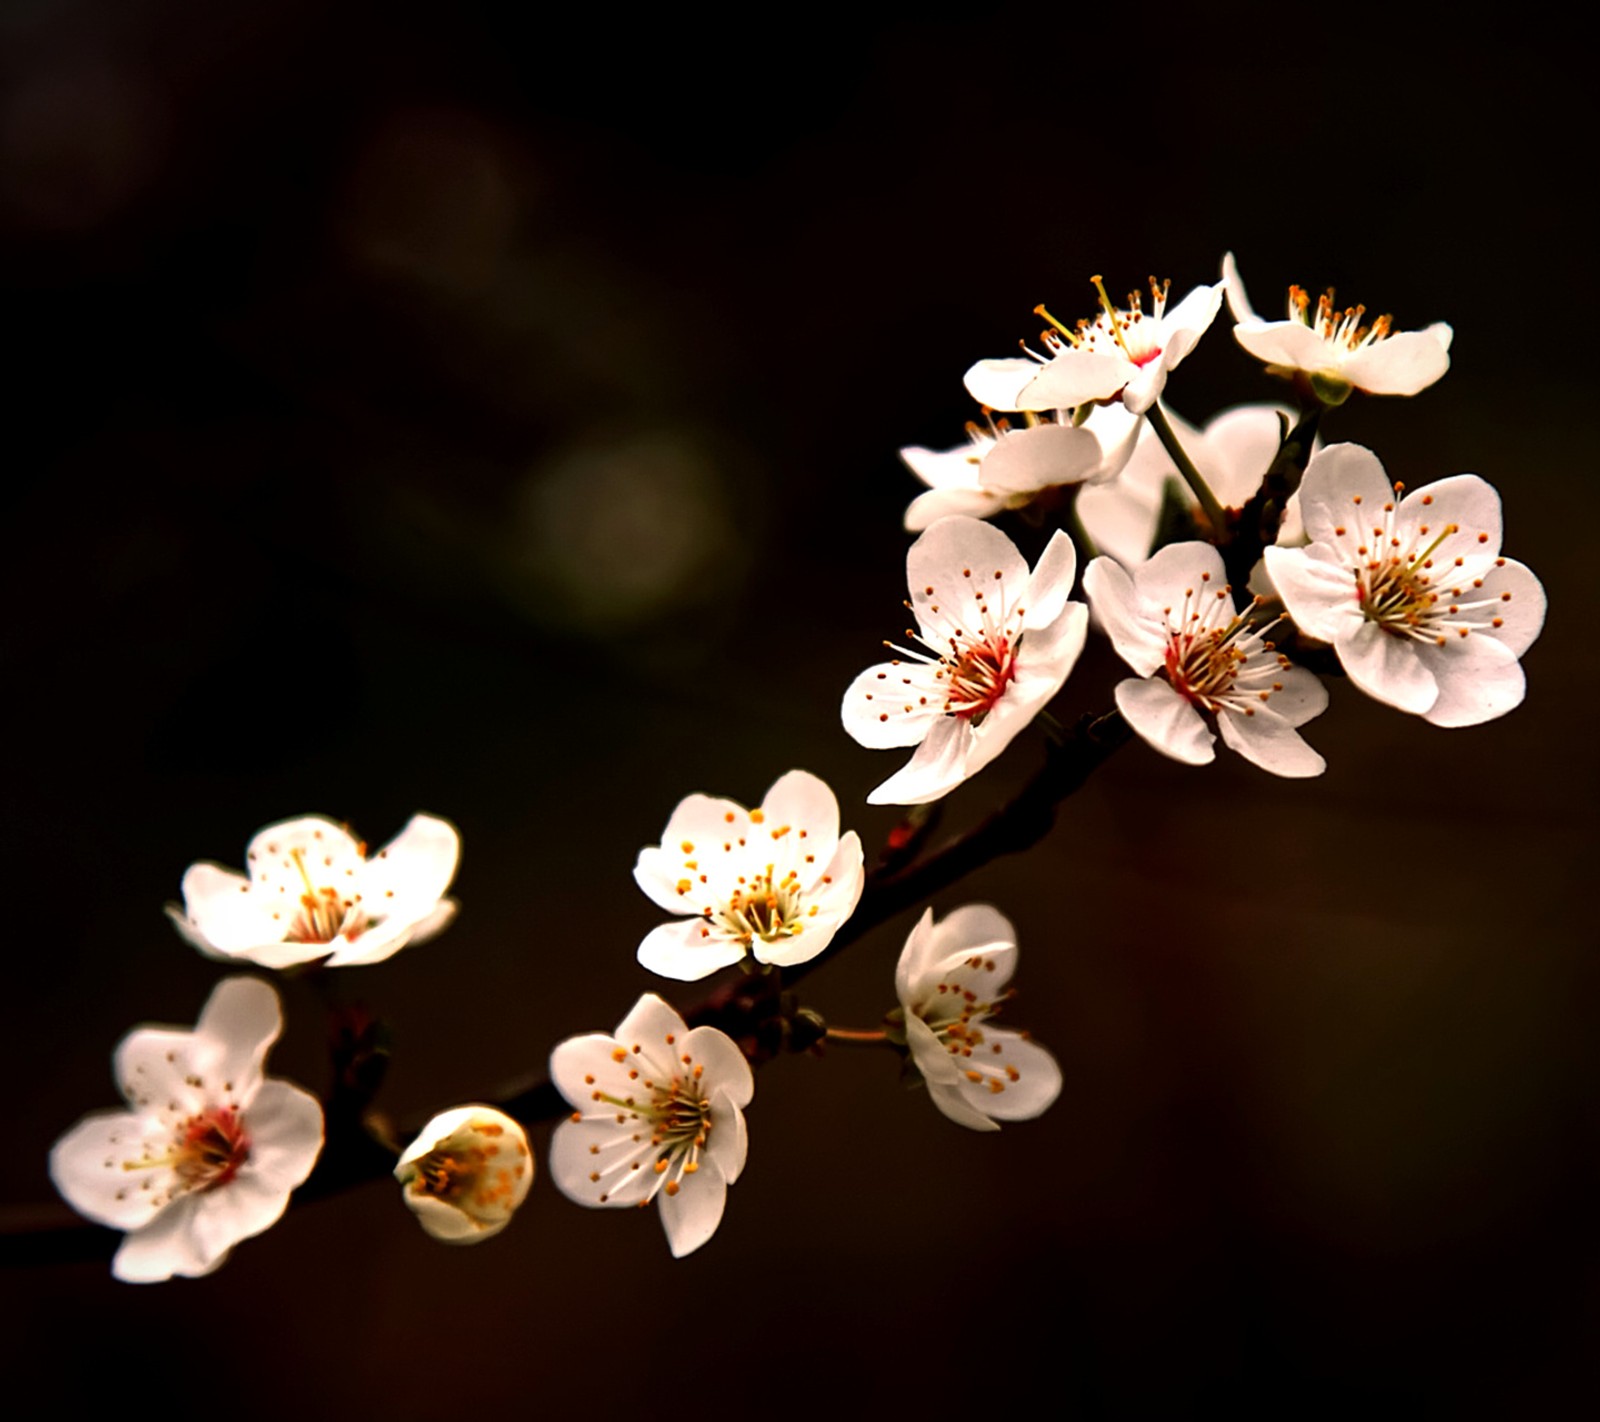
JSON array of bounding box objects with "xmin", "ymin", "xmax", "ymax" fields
[
  {"xmin": 176, "ymin": 863, "xmax": 277, "ymax": 955},
  {"xmin": 1115, "ymin": 677, "xmax": 1215, "ymax": 765},
  {"xmin": 1473, "ymin": 558, "xmax": 1546, "ymax": 657},
  {"xmin": 1425, "ymin": 321, "xmax": 1454, "ymax": 353},
  {"xmin": 1394, "ymin": 474, "xmax": 1501, "ymax": 561},
  {"xmin": 905, "ymin": 484, "xmax": 1012, "ymax": 531},
  {"xmin": 1119, "ymin": 360, "xmax": 1167, "ymax": 416},
  {"xmin": 660, "ymin": 793, "xmax": 757, "ymax": 851},
  {"xmin": 1017, "ymin": 349, "xmax": 1133, "ymax": 410},
  {"xmin": 114, "ymin": 1027, "xmax": 203, "ymax": 1113},
  {"xmin": 958, "ymin": 1030, "xmax": 1062, "ymax": 1121},
  {"xmin": 404, "ymin": 1190, "xmax": 491, "ymax": 1243},
  {"xmin": 1261, "ymin": 664, "xmax": 1329, "ymax": 728},
  {"xmin": 360, "ymin": 814, "xmax": 461, "ymax": 923},
  {"xmin": 1160, "ymin": 279, "xmax": 1225, "ymax": 347},
  {"xmin": 1416, "ymin": 634, "xmax": 1526, "ymax": 727},
  {"xmin": 899, "ymin": 440, "xmax": 985, "ymax": 491},
  {"xmin": 894, "ymin": 907, "xmax": 939, "ymax": 1005},
  {"xmin": 185, "ymin": 1171, "xmax": 295, "ymax": 1268},
  {"xmin": 547, "ymin": 1118, "xmax": 659, "ymax": 1210},
  {"xmin": 978, "ymin": 423, "xmax": 1110, "ymax": 496},
  {"xmin": 615, "ymin": 994, "xmax": 692, "ymax": 1057},
  {"xmin": 1262, "ymin": 544, "xmax": 1360, "ymax": 644},
  {"xmin": 1216, "ymin": 705, "xmax": 1326, "ymax": 778},
  {"xmin": 1296, "ymin": 443, "xmax": 1394, "ymax": 544},
  {"xmin": 192, "ymin": 977, "xmax": 282, "ymax": 1102},
  {"xmin": 866, "ymin": 716, "xmax": 973, "ymax": 806},
  {"xmin": 1076, "ymin": 476, "xmax": 1164, "ymax": 571},
  {"xmin": 926, "ymin": 1077, "xmax": 1002, "ymax": 1132},
  {"xmin": 1083, "ymin": 556, "xmax": 1167, "ymax": 676},
  {"xmin": 1133, "ymin": 540, "xmax": 1232, "ymax": 620},
  {"xmin": 1020, "ymin": 529, "xmax": 1079, "ymax": 632},
  {"xmin": 1233, "ymin": 319, "xmax": 1331, "ymax": 371},
  {"xmin": 50, "ymin": 1110, "xmax": 173, "ymax": 1230},
  {"xmin": 1198, "ymin": 403, "xmax": 1291, "ymax": 509},
  {"xmin": 1341, "ymin": 330, "xmax": 1451, "ymax": 395},
  {"xmin": 1337, "ymin": 621, "xmax": 1438, "ymax": 715},
  {"xmin": 240, "ymin": 1079, "xmax": 323, "ymax": 1195},
  {"xmin": 705, "ymin": 1088, "xmax": 748, "ymax": 1183},
  {"xmin": 842, "ymin": 659, "xmax": 947, "ymax": 750},
  {"xmin": 759, "ymin": 770, "xmax": 840, "ymax": 852},
  {"xmin": 906, "ymin": 516, "xmax": 1030, "ymax": 642},
  {"xmin": 1221, "ymin": 251, "xmax": 1256, "ymax": 323},
  {"xmin": 636, "ymin": 919, "xmax": 748, "ymax": 981},
  {"xmin": 682, "ymin": 1027, "xmax": 754, "ymax": 1110},
  {"xmin": 111, "ymin": 1195, "xmax": 215, "ymax": 1283},
  {"xmin": 658, "ymin": 1159, "xmax": 728, "ymax": 1257},
  {"xmin": 925, "ymin": 903, "xmax": 1017, "ymax": 964},
  {"xmin": 962, "ymin": 357, "xmax": 1040, "ymax": 411}
]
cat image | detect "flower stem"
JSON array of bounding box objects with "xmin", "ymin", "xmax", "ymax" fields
[
  {"xmin": 1145, "ymin": 402, "xmax": 1228, "ymax": 540},
  {"xmin": 824, "ymin": 1027, "xmax": 890, "ymax": 1045}
]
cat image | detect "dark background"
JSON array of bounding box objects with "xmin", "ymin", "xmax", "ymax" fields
[{"xmin": 3, "ymin": 3, "xmax": 1594, "ymax": 1415}]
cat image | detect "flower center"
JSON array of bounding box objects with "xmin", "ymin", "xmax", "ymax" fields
[
  {"xmin": 1159, "ymin": 578, "xmax": 1291, "ymax": 715},
  {"xmin": 946, "ymin": 635, "xmax": 1016, "ymax": 722},
  {"xmin": 285, "ymin": 846, "xmax": 373, "ymax": 944},
  {"xmin": 916, "ymin": 958, "xmax": 1023, "ymax": 1097},
  {"xmin": 717, "ymin": 864, "xmax": 807, "ymax": 945},
  {"xmin": 1288, "ymin": 284, "xmax": 1393, "ymax": 352},
  {"xmin": 173, "ymin": 1107, "xmax": 250, "ymax": 1192},
  {"xmin": 592, "ymin": 1073, "xmax": 714, "ymax": 1201}
]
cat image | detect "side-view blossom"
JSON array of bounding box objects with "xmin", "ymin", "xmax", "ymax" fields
[
  {"xmin": 842, "ymin": 516, "xmax": 1087, "ymax": 804},
  {"xmin": 395, "ymin": 1106, "xmax": 533, "ymax": 1244},
  {"xmin": 1262, "ymin": 444, "xmax": 1545, "ymax": 726},
  {"xmin": 1077, "ymin": 403, "xmax": 1301, "ymax": 568},
  {"xmin": 549, "ymin": 993, "xmax": 753, "ymax": 1258},
  {"xmin": 1085, "ymin": 542, "xmax": 1328, "ymax": 776},
  {"xmin": 632, "ymin": 770, "xmax": 864, "ymax": 981},
  {"xmin": 1223, "ymin": 252, "xmax": 1452, "ymax": 399},
  {"xmin": 964, "ymin": 272, "xmax": 1224, "ymax": 416},
  {"xmin": 49, "ymin": 976, "xmax": 323, "ymax": 1283},
  {"xmin": 895, "ymin": 905, "xmax": 1061, "ymax": 1132},
  {"xmin": 167, "ymin": 813, "xmax": 461, "ymax": 969},
  {"xmin": 900, "ymin": 405, "xmax": 1142, "ymax": 532}
]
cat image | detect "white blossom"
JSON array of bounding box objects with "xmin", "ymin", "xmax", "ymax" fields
[
  {"xmin": 1077, "ymin": 403, "xmax": 1300, "ymax": 568},
  {"xmin": 1085, "ymin": 542, "xmax": 1328, "ymax": 776},
  {"xmin": 395, "ymin": 1106, "xmax": 534, "ymax": 1244},
  {"xmin": 896, "ymin": 905, "xmax": 1061, "ymax": 1132},
  {"xmin": 900, "ymin": 405, "xmax": 1141, "ymax": 531},
  {"xmin": 549, "ymin": 993, "xmax": 753, "ymax": 1258},
  {"xmin": 842, "ymin": 516, "xmax": 1087, "ymax": 804},
  {"xmin": 1263, "ymin": 445, "xmax": 1545, "ymax": 726},
  {"xmin": 167, "ymin": 813, "xmax": 461, "ymax": 969},
  {"xmin": 1223, "ymin": 252, "xmax": 1452, "ymax": 399},
  {"xmin": 49, "ymin": 976, "xmax": 323, "ymax": 1282},
  {"xmin": 633, "ymin": 770, "xmax": 864, "ymax": 981},
  {"xmin": 964, "ymin": 273, "xmax": 1224, "ymax": 417}
]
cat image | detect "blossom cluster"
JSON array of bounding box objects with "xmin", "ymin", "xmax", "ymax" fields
[{"xmin": 49, "ymin": 249, "xmax": 1544, "ymax": 1279}]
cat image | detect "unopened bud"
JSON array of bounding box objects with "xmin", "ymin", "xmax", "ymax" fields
[{"xmin": 394, "ymin": 1105, "xmax": 533, "ymax": 1244}]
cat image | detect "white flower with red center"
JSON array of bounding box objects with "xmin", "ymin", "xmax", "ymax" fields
[
  {"xmin": 1077, "ymin": 403, "xmax": 1303, "ymax": 568},
  {"xmin": 895, "ymin": 905, "xmax": 1061, "ymax": 1132},
  {"xmin": 964, "ymin": 273, "xmax": 1224, "ymax": 417},
  {"xmin": 842, "ymin": 516, "xmax": 1087, "ymax": 805},
  {"xmin": 1085, "ymin": 542, "xmax": 1329, "ymax": 776},
  {"xmin": 49, "ymin": 976, "xmax": 323, "ymax": 1282},
  {"xmin": 395, "ymin": 1106, "xmax": 534, "ymax": 1244},
  {"xmin": 900, "ymin": 404, "xmax": 1142, "ymax": 532},
  {"xmin": 167, "ymin": 813, "xmax": 461, "ymax": 969},
  {"xmin": 549, "ymin": 993, "xmax": 753, "ymax": 1258},
  {"xmin": 1262, "ymin": 444, "xmax": 1545, "ymax": 726},
  {"xmin": 632, "ymin": 770, "xmax": 864, "ymax": 981},
  {"xmin": 1223, "ymin": 252, "xmax": 1452, "ymax": 400}
]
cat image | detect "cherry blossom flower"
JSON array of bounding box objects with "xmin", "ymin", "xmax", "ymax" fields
[
  {"xmin": 632, "ymin": 771, "xmax": 864, "ymax": 981},
  {"xmin": 395, "ymin": 1106, "xmax": 533, "ymax": 1244},
  {"xmin": 964, "ymin": 273, "xmax": 1224, "ymax": 417},
  {"xmin": 842, "ymin": 516, "xmax": 1087, "ymax": 804},
  {"xmin": 549, "ymin": 993, "xmax": 753, "ymax": 1258},
  {"xmin": 1262, "ymin": 445, "xmax": 1545, "ymax": 726},
  {"xmin": 1077, "ymin": 403, "xmax": 1299, "ymax": 568},
  {"xmin": 900, "ymin": 404, "xmax": 1141, "ymax": 531},
  {"xmin": 49, "ymin": 976, "xmax": 323, "ymax": 1283},
  {"xmin": 1085, "ymin": 542, "xmax": 1328, "ymax": 776},
  {"xmin": 167, "ymin": 813, "xmax": 461, "ymax": 970},
  {"xmin": 895, "ymin": 905, "xmax": 1061, "ymax": 1132},
  {"xmin": 1223, "ymin": 252, "xmax": 1452, "ymax": 400}
]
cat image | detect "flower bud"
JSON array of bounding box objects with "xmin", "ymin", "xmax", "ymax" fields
[{"xmin": 395, "ymin": 1105, "xmax": 533, "ymax": 1244}]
